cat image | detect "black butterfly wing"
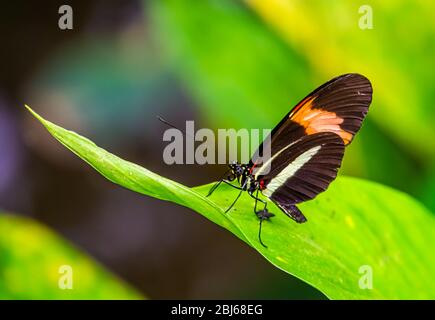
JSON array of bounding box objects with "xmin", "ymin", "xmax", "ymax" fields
[
  {"xmin": 252, "ymin": 73, "xmax": 372, "ymax": 163},
  {"xmin": 252, "ymin": 133, "xmax": 345, "ymax": 222}
]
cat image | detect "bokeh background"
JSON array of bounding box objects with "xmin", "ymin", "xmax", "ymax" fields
[{"xmin": 0, "ymin": 0, "xmax": 434, "ymax": 299}]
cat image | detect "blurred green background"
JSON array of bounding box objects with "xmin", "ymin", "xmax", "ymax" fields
[{"xmin": 0, "ymin": 0, "xmax": 433, "ymax": 299}]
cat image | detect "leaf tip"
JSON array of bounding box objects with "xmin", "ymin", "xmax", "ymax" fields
[
  {"xmin": 24, "ymin": 104, "xmax": 50, "ymax": 129},
  {"xmin": 24, "ymin": 104, "xmax": 42, "ymax": 121}
]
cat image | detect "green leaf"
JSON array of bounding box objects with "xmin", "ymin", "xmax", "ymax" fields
[
  {"xmin": 25, "ymin": 105, "xmax": 435, "ymax": 299},
  {"xmin": 0, "ymin": 212, "xmax": 142, "ymax": 299}
]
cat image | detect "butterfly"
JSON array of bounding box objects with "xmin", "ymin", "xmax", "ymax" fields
[{"xmin": 207, "ymin": 73, "xmax": 373, "ymax": 247}]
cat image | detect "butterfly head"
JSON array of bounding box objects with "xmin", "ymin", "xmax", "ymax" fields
[{"xmin": 227, "ymin": 161, "xmax": 250, "ymax": 182}]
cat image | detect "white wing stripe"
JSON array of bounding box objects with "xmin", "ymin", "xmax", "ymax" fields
[
  {"xmin": 254, "ymin": 140, "xmax": 298, "ymax": 179},
  {"xmin": 263, "ymin": 145, "xmax": 322, "ymax": 197}
]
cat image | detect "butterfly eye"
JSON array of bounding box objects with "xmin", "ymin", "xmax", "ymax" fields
[{"xmin": 227, "ymin": 173, "xmax": 236, "ymax": 181}]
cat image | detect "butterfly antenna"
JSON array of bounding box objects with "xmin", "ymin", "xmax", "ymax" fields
[
  {"xmin": 157, "ymin": 115, "xmax": 197, "ymax": 141},
  {"xmin": 157, "ymin": 116, "xmax": 180, "ymax": 130}
]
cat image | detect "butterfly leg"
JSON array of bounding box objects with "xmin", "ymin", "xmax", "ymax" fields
[
  {"xmin": 225, "ymin": 189, "xmax": 243, "ymax": 213},
  {"xmin": 251, "ymin": 190, "xmax": 267, "ymax": 212},
  {"xmin": 223, "ymin": 180, "xmax": 248, "ymax": 213},
  {"xmin": 207, "ymin": 178, "xmax": 242, "ymax": 197},
  {"xmin": 250, "ymin": 190, "xmax": 275, "ymax": 248},
  {"xmin": 249, "ymin": 189, "xmax": 273, "ymax": 214},
  {"xmin": 206, "ymin": 180, "xmax": 222, "ymax": 197},
  {"xmin": 206, "ymin": 169, "xmax": 232, "ymax": 197}
]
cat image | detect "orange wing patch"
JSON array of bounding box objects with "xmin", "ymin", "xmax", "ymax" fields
[{"xmin": 290, "ymin": 97, "xmax": 353, "ymax": 145}]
